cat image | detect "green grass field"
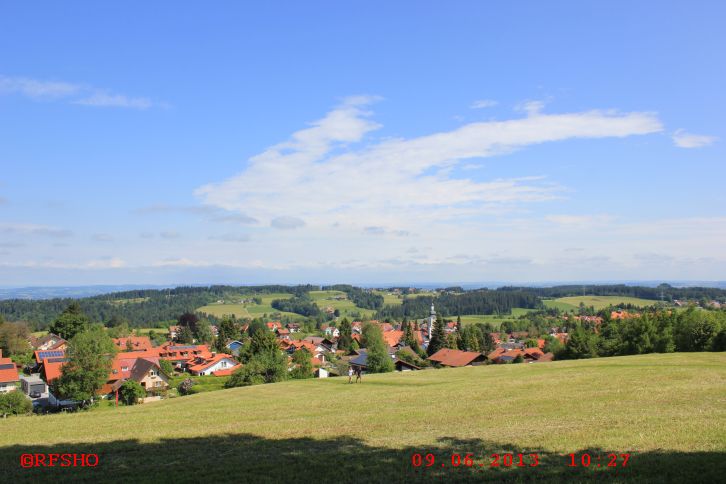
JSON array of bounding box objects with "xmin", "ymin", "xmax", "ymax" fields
[
  {"xmin": 456, "ymin": 308, "xmax": 535, "ymax": 327},
  {"xmin": 197, "ymin": 292, "xmax": 300, "ymax": 319},
  {"xmin": 309, "ymin": 290, "xmax": 376, "ymax": 318},
  {"xmin": 198, "ymin": 291, "xmax": 377, "ymax": 320},
  {"xmin": 545, "ymin": 296, "xmax": 660, "ymax": 312},
  {"xmin": 373, "ymin": 290, "xmax": 405, "ymax": 306},
  {"xmin": 2, "ymin": 353, "xmax": 724, "ymax": 482}
]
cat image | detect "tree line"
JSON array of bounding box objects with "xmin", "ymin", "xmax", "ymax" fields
[
  {"xmin": 375, "ymin": 290, "xmax": 543, "ymax": 319},
  {"xmin": 499, "ymin": 283, "xmax": 726, "ymax": 302}
]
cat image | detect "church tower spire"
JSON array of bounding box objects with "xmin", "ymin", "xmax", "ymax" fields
[{"xmin": 428, "ymin": 302, "xmax": 436, "ymax": 340}]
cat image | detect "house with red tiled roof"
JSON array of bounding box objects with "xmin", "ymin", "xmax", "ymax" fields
[
  {"xmin": 266, "ymin": 321, "xmax": 282, "ymax": 331},
  {"xmin": 188, "ymin": 353, "xmax": 239, "ymax": 376},
  {"xmin": 611, "ymin": 311, "xmax": 640, "ymax": 320},
  {"xmin": 156, "ymin": 343, "xmax": 212, "ymax": 367},
  {"xmin": 40, "ymin": 356, "xmax": 68, "ymax": 384},
  {"xmin": 382, "ymin": 330, "xmax": 404, "ymax": 348},
  {"xmin": 488, "ymin": 347, "xmax": 553, "ymax": 364},
  {"xmin": 113, "ymin": 336, "xmax": 153, "ymax": 352},
  {"xmin": 105, "ymin": 357, "xmax": 170, "ymax": 397},
  {"xmin": 427, "ymin": 348, "xmax": 486, "ymax": 367},
  {"xmin": 377, "ymin": 322, "xmax": 393, "ymax": 332},
  {"xmin": 0, "ymin": 350, "xmax": 20, "ymax": 393}
]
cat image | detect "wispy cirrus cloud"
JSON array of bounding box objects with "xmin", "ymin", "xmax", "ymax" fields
[
  {"xmin": 0, "ymin": 74, "xmax": 161, "ymax": 110},
  {"xmin": 74, "ymin": 92, "xmax": 153, "ymax": 110},
  {"xmin": 134, "ymin": 203, "xmax": 258, "ymax": 224},
  {"xmin": 672, "ymin": 129, "xmax": 717, "ymax": 148},
  {"xmin": 0, "ymin": 223, "xmax": 72, "ymax": 238},
  {"xmin": 470, "ymin": 99, "xmax": 498, "ymax": 109},
  {"xmin": 0, "ymin": 76, "xmax": 80, "ymax": 98},
  {"xmin": 196, "ymin": 96, "xmax": 662, "ymax": 236}
]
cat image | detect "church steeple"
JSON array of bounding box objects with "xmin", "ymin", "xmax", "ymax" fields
[{"xmin": 428, "ymin": 302, "xmax": 436, "ymax": 340}]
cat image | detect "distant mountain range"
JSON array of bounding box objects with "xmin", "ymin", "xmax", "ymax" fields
[{"xmin": 0, "ymin": 285, "xmax": 175, "ymax": 300}]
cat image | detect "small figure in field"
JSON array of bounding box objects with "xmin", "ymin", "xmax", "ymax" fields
[
  {"xmin": 355, "ymin": 367, "xmax": 362, "ymax": 383},
  {"xmin": 348, "ymin": 366, "xmax": 354, "ymax": 383}
]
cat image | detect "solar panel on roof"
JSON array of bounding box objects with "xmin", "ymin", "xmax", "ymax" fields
[
  {"xmin": 46, "ymin": 358, "xmax": 68, "ymax": 364},
  {"xmin": 170, "ymin": 345, "xmax": 196, "ymax": 350},
  {"xmin": 38, "ymin": 350, "xmax": 64, "ymax": 359},
  {"xmin": 0, "ymin": 363, "xmax": 16, "ymax": 370}
]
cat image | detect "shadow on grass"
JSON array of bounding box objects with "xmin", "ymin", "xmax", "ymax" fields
[{"xmin": 2, "ymin": 433, "xmax": 723, "ymax": 483}]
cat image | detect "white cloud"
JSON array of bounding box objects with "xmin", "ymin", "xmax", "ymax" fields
[
  {"xmin": 545, "ymin": 214, "xmax": 615, "ymax": 226},
  {"xmin": 470, "ymin": 99, "xmax": 497, "ymax": 109},
  {"xmin": 672, "ymin": 129, "xmax": 717, "ymax": 148},
  {"xmin": 0, "ymin": 223, "xmax": 72, "ymax": 238},
  {"xmin": 74, "ymin": 92, "xmax": 153, "ymax": 110},
  {"xmin": 196, "ymin": 97, "xmax": 662, "ymax": 237},
  {"xmin": 86, "ymin": 257, "xmax": 126, "ymax": 269},
  {"xmin": 208, "ymin": 233, "xmax": 250, "ymax": 242},
  {"xmin": 0, "ymin": 75, "xmax": 80, "ymax": 98},
  {"xmin": 271, "ymin": 216, "xmax": 306, "ymax": 230},
  {"xmin": 0, "ymin": 74, "xmax": 161, "ymax": 109}
]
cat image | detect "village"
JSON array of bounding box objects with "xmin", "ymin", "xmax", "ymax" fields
[{"xmin": 0, "ymin": 303, "xmax": 568, "ymax": 411}]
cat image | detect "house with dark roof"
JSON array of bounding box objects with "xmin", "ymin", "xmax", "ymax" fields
[
  {"xmin": 107, "ymin": 357, "xmax": 170, "ymax": 397},
  {"xmin": 427, "ymin": 348, "xmax": 486, "ymax": 367},
  {"xmin": 226, "ymin": 340, "xmax": 244, "ymax": 356},
  {"xmin": 30, "ymin": 333, "xmax": 67, "ymax": 351},
  {"xmin": 349, "ymin": 349, "xmax": 420, "ymax": 373}
]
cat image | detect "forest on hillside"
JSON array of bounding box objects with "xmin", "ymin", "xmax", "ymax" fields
[
  {"xmin": 499, "ymin": 284, "xmax": 726, "ymax": 301},
  {"xmin": 375, "ymin": 290, "xmax": 543, "ymax": 319},
  {"xmin": 0, "ymin": 285, "xmax": 318, "ymax": 329}
]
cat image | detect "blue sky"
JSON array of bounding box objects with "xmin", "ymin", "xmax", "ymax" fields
[{"xmin": 0, "ymin": 1, "xmax": 724, "ymax": 286}]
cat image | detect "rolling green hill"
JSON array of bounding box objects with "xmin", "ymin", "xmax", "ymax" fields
[
  {"xmin": 2, "ymin": 353, "xmax": 724, "ymax": 482},
  {"xmin": 544, "ymin": 295, "xmax": 659, "ymax": 312}
]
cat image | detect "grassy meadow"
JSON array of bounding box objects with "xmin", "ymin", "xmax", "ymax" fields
[
  {"xmin": 455, "ymin": 308, "xmax": 535, "ymax": 327},
  {"xmin": 2, "ymin": 353, "xmax": 724, "ymax": 482},
  {"xmin": 544, "ymin": 295, "xmax": 660, "ymax": 312},
  {"xmin": 197, "ymin": 292, "xmax": 300, "ymax": 319},
  {"xmin": 309, "ymin": 290, "xmax": 376, "ymax": 318}
]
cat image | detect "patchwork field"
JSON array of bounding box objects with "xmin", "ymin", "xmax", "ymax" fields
[
  {"xmin": 545, "ymin": 295, "xmax": 660, "ymax": 311},
  {"xmin": 3, "ymin": 353, "xmax": 724, "ymax": 482}
]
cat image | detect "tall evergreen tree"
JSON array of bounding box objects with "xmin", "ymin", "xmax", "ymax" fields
[
  {"xmin": 427, "ymin": 318, "xmax": 447, "ymax": 356},
  {"xmin": 337, "ymin": 318, "xmax": 353, "ymax": 351},
  {"xmin": 366, "ymin": 326, "xmax": 394, "ymax": 373},
  {"xmin": 49, "ymin": 303, "xmax": 90, "ymax": 340}
]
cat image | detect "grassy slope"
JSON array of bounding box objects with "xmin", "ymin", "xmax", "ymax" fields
[
  {"xmin": 2, "ymin": 353, "xmax": 724, "ymax": 482},
  {"xmin": 546, "ymin": 296, "xmax": 659, "ymax": 311},
  {"xmin": 197, "ymin": 292, "xmax": 299, "ymax": 319},
  {"xmin": 309, "ymin": 290, "xmax": 376, "ymax": 318}
]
